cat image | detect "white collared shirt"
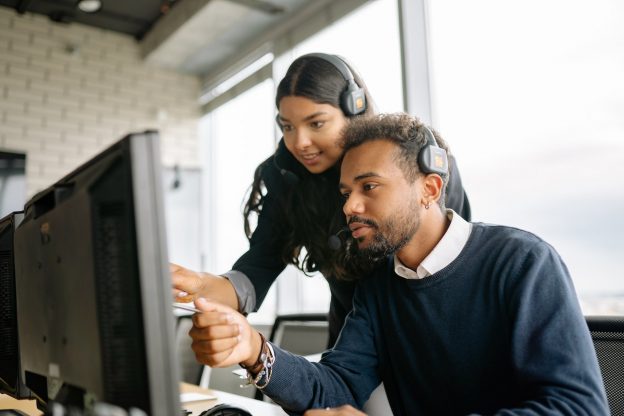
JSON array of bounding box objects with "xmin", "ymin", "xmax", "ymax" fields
[{"xmin": 394, "ymin": 209, "xmax": 472, "ymax": 279}]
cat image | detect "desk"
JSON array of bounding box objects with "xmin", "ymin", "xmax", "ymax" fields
[
  {"xmin": 1, "ymin": 384, "xmax": 287, "ymax": 416},
  {"xmin": 181, "ymin": 383, "xmax": 286, "ymax": 416},
  {"xmin": 0, "ymin": 393, "xmax": 39, "ymax": 414}
]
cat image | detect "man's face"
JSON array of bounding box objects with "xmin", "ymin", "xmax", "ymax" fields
[{"xmin": 339, "ymin": 140, "xmax": 422, "ymax": 261}]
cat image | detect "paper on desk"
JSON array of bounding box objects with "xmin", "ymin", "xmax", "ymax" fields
[
  {"xmin": 232, "ymin": 368, "xmax": 247, "ymax": 378},
  {"xmin": 173, "ymin": 303, "xmax": 202, "ymax": 313},
  {"xmin": 180, "ymin": 392, "xmax": 217, "ymax": 403}
]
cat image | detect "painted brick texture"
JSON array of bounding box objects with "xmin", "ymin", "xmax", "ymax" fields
[{"xmin": 0, "ymin": 7, "xmax": 202, "ymax": 197}]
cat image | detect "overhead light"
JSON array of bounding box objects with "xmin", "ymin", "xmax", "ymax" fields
[{"xmin": 77, "ymin": 0, "xmax": 102, "ymax": 13}]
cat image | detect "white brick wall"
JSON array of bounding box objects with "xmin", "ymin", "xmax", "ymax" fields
[{"xmin": 0, "ymin": 7, "xmax": 202, "ymax": 197}]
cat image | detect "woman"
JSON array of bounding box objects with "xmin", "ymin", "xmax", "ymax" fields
[{"xmin": 172, "ymin": 53, "xmax": 471, "ymax": 346}]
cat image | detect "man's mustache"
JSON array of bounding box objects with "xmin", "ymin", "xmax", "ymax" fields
[{"xmin": 348, "ymin": 216, "xmax": 378, "ymax": 228}]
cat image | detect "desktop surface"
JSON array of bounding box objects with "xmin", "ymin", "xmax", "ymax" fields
[
  {"xmin": 181, "ymin": 383, "xmax": 286, "ymax": 416},
  {"xmin": 0, "ymin": 383, "xmax": 287, "ymax": 416}
]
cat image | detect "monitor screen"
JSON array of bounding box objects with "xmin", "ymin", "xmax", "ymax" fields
[
  {"xmin": 13, "ymin": 131, "xmax": 181, "ymax": 415},
  {"xmin": 0, "ymin": 211, "xmax": 34, "ymax": 402}
]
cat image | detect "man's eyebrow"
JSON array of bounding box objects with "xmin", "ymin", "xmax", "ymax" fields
[
  {"xmin": 354, "ymin": 172, "xmax": 381, "ymax": 181},
  {"xmin": 338, "ymin": 172, "xmax": 381, "ymax": 190},
  {"xmin": 279, "ymin": 111, "xmax": 328, "ymax": 123}
]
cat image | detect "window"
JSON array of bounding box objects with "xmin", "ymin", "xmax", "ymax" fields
[
  {"xmin": 285, "ymin": 0, "xmax": 404, "ymax": 114},
  {"xmin": 200, "ymin": 79, "xmax": 277, "ymax": 323},
  {"xmin": 427, "ymin": 0, "xmax": 624, "ymax": 313}
]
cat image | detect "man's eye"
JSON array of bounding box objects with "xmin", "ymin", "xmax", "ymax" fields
[
  {"xmin": 363, "ymin": 184, "xmax": 378, "ymax": 191},
  {"xmin": 311, "ymin": 121, "xmax": 325, "ymax": 129}
]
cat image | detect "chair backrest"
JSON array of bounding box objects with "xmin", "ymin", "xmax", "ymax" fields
[
  {"xmin": 254, "ymin": 313, "xmax": 329, "ymax": 401},
  {"xmin": 269, "ymin": 313, "xmax": 329, "ymax": 356},
  {"xmin": 586, "ymin": 315, "xmax": 624, "ymax": 416},
  {"xmin": 175, "ymin": 316, "xmax": 205, "ymax": 385}
]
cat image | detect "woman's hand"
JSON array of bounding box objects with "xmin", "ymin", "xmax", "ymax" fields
[
  {"xmin": 170, "ymin": 263, "xmax": 239, "ymax": 310},
  {"xmin": 189, "ymin": 298, "xmax": 261, "ymax": 368},
  {"xmin": 170, "ymin": 262, "xmax": 206, "ymax": 302},
  {"xmin": 304, "ymin": 405, "xmax": 367, "ymax": 416}
]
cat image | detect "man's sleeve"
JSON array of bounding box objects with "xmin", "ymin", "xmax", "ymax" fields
[
  {"xmin": 261, "ymin": 283, "xmax": 381, "ymax": 413},
  {"xmin": 494, "ymin": 241, "xmax": 609, "ymax": 415}
]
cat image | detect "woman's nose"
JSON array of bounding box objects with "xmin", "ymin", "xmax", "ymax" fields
[{"xmin": 294, "ymin": 129, "xmax": 312, "ymax": 150}]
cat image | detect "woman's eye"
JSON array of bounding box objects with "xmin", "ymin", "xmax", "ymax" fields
[
  {"xmin": 341, "ymin": 192, "xmax": 350, "ymax": 200},
  {"xmin": 282, "ymin": 124, "xmax": 294, "ymax": 132}
]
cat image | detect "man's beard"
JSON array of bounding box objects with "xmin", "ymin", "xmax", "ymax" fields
[{"xmin": 348, "ymin": 205, "xmax": 421, "ymax": 267}]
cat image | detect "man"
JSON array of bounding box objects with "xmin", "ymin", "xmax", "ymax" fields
[{"xmin": 189, "ymin": 113, "xmax": 608, "ymax": 415}]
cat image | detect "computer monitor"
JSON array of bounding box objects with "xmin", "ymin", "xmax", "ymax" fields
[
  {"xmin": 13, "ymin": 131, "xmax": 181, "ymax": 415},
  {"xmin": 0, "ymin": 211, "xmax": 34, "ymax": 402}
]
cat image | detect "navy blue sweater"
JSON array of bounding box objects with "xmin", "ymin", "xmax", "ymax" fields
[{"xmin": 262, "ymin": 223, "xmax": 609, "ymax": 415}]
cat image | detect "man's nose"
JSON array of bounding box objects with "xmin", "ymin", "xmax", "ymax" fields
[{"xmin": 343, "ymin": 193, "xmax": 364, "ymax": 217}]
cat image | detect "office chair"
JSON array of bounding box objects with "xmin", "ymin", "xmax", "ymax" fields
[
  {"xmin": 586, "ymin": 315, "xmax": 624, "ymax": 416},
  {"xmin": 254, "ymin": 313, "xmax": 329, "ymax": 400},
  {"xmin": 268, "ymin": 313, "xmax": 329, "ymax": 355},
  {"xmin": 175, "ymin": 316, "xmax": 204, "ymax": 385}
]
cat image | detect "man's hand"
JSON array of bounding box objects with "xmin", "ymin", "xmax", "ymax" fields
[
  {"xmin": 189, "ymin": 298, "xmax": 261, "ymax": 368},
  {"xmin": 304, "ymin": 405, "xmax": 367, "ymax": 416}
]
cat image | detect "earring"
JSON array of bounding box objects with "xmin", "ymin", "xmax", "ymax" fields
[{"xmin": 424, "ymin": 201, "xmax": 430, "ymax": 209}]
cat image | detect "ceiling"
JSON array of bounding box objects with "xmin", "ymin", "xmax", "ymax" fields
[
  {"xmin": 0, "ymin": 0, "xmax": 368, "ymax": 79},
  {"xmin": 0, "ymin": 0, "xmax": 172, "ymax": 39}
]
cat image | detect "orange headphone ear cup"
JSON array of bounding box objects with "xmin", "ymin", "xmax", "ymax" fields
[
  {"xmin": 299, "ymin": 53, "xmax": 367, "ymax": 116},
  {"xmin": 418, "ymin": 127, "xmax": 448, "ymax": 176},
  {"xmin": 341, "ymin": 81, "xmax": 367, "ymax": 116}
]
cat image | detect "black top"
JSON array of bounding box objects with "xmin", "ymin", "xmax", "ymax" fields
[{"xmin": 232, "ymin": 140, "xmax": 472, "ymax": 346}]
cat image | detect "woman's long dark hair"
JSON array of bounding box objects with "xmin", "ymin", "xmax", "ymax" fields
[{"xmin": 243, "ymin": 55, "xmax": 375, "ymax": 280}]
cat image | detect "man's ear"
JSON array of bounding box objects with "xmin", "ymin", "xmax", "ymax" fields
[{"xmin": 422, "ymin": 174, "xmax": 444, "ymax": 203}]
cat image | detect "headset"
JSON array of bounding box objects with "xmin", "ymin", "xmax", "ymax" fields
[
  {"xmin": 275, "ymin": 53, "xmax": 367, "ymax": 132},
  {"xmin": 418, "ymin": 126, "xmax": 448, "ymax": 177},
  {"xmin": 304, "ymin": 53, "xmax": 367, "ymax": 116}
]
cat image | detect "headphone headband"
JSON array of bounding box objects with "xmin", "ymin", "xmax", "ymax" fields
[
  {"xmin": 299, "ymin": 53, "xmax": 367, "ymax": 116},
  {"xmin": 301, "ymin": 53, "xmax": 356, "ymax": 84}
]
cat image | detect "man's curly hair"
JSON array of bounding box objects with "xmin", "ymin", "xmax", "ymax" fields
[{"xmin": 340, "ymin": 112, "xmax": 451, "ymax": 208}]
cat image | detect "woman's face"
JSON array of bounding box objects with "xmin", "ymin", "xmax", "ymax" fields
[{"xmin": 278, "ymin": 96, "xmax": 348, "ymax": 174}]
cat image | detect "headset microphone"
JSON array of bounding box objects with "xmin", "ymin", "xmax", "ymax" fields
[
  {"xmin": 328, "ymin": 226, "xmax": 351, "ymax": 251},
  {"xmin": 273, "ymin": 154, "xmax": 300, "ymax": 185}
]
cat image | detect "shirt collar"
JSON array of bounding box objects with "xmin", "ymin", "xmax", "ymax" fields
[{"xmin": 394, "ymin": 209, "xmax": 472, "ymax": 279}]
